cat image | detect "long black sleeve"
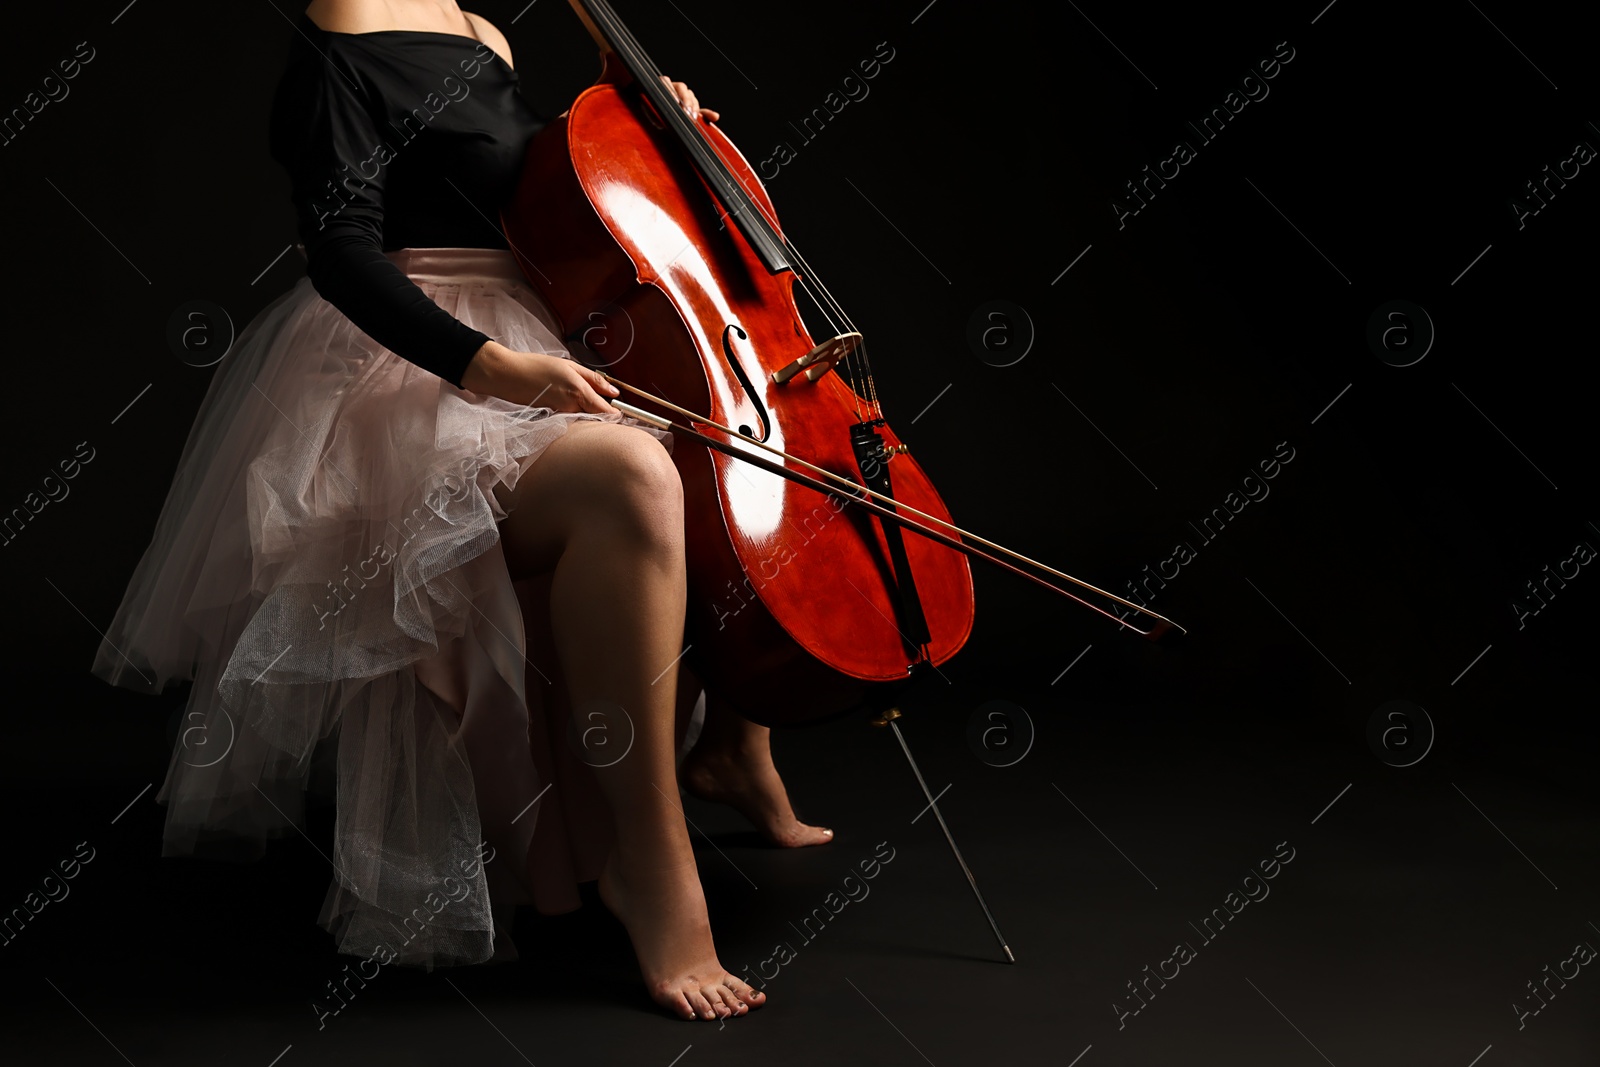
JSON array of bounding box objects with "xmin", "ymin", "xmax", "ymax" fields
[{"xmin": 270, "ymin": 52, "xmax": 493, "ymax": 389}]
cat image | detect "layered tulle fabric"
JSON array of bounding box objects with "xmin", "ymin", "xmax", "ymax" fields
[{"xmin": 91, "ymin": 248, "xmax": 672, "ymax": 968}]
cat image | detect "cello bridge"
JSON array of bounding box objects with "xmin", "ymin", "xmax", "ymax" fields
[{"xmin": 772, "ymin": 332, "xmax": 862, "ymax": 385}]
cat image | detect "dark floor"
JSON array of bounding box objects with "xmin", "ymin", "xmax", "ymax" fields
[{"xmin": 4, "ymin": 668, "xmax": 1597, "ymax": 1067}]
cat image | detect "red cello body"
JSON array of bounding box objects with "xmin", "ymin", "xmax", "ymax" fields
[{"xmin": 502, "ymin": 51, "xmax": 974, "ymax": 727}]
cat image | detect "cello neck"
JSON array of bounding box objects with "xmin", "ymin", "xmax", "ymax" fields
[{"xmin": 566, "ymin": 0, "xmax": 794, "ymax": 275}]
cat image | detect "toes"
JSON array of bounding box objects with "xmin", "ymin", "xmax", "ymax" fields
[
  {"xmin": 782, "ymin": 824, "xmax": 834, "ymax": 848},
  {"xmin": 726, "ymin": 975, "xmax": 767, "ymax": 1008},
  {"xmin": 687, "ymin": 988, "xmax": 718, "ymax": 1021},
  {"xmin": 713, "ymin": 982, "xmax": 747, "ymax": 1015},
  {"xmin": 704, "ymin": 985, "xmax": 736, "ymax": 1018},
  {"xmin": 665, "ymin": 989, "xmax": 697, "ymax": 1021}
]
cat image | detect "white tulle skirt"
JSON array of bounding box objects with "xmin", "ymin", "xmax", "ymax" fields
[{"xmin": 91, "ymin": 247, "xmax": 675, "ymax": 969}]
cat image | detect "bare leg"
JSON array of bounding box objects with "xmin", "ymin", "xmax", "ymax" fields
[
  {"xmin": 496, "ymin": 421, "xmax": 763, "ymax": 1020},
  {"xmin": 679, "ymin": 681, "xmax": 833, "ymax": 848}
]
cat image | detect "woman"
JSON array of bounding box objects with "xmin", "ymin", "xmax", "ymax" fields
[{"xmin": 91, "ymin": 0, "xmax": 827, "ymax": 1022}]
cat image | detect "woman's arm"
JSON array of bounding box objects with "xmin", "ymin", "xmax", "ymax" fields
[
  {"xmin": 279, "ymin": 3, "xmax": 717, "ymax": 407},
  {"xmin": 270, "ymin": 42, "xmax": 499, "ymax": 388}
]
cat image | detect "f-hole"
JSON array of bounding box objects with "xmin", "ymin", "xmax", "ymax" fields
[{"xmin": 721, "ymin": 323, "xmax": 770, "ymax": 443}]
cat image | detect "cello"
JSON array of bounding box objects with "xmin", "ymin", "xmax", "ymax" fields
[
  {"xmin": 501, "ymin": 0, "xmax": 1178, "ymax": 723},
  {"xmin": 501, "ymin": 0, "xmax": 1181, "ymax": 958}
]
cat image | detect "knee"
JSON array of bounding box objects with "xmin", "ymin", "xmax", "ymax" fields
[{"xmin": 585, "ymin": 428, "xmax": 683, "ymax": 546}]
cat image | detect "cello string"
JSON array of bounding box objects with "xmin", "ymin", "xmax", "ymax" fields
[
  {"xmin": 593, "ymin": 5, "xmax": 864, "ymax": 353},
  {"xmin": 594, "ymin": 1, "xmax": 884, "ymax": 418},
  {"xmin": 589, "ymin": 3, "xmax": 878, "ymax": 411},
  {"xmin": 591, "ymin": 2, "xmax": 790, "ymax": 276},
  {"xmin": 769, "ymin": 240, "xmax": 871, "ymax": 406}
]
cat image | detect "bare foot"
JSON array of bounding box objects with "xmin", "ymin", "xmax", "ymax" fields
[
  {"xmin": 598, "ymin": 848, "xmax": 767, "ymax": 1021},
  {"xmin": 680, "ymin": 745, "xmax": 834, "ymax": 848}
]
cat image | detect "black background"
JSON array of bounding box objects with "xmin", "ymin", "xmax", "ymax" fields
[{"xmin": 2, "ymin": 1, "xmax": 1596, "ymax": 1064}]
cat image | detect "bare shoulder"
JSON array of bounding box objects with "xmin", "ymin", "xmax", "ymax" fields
[
  {"xmin": 303, "ymin": 0, "xmax": 510, "ymax": 63},
  {"xmin": 303, "ymin": 0, "xmax": 387, "ymax": 33},
  {"xmin": 464, "ymin": 11, "xmax": 514, "ymax": 68}
]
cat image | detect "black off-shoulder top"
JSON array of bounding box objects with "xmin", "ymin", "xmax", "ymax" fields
[{"xmin": 268, "ymin": 13, "xmax": 547, "ymax": 388}]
